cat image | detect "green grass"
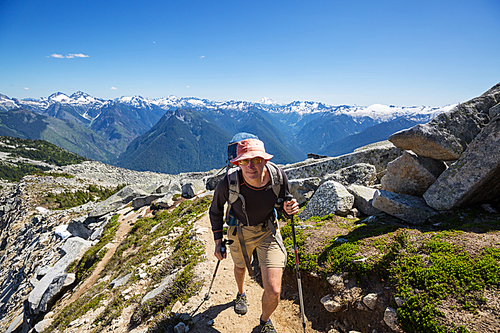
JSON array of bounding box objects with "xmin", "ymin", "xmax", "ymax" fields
[{"xmin": 281, "ymin": 210, "xmax": 500, "ymax": 333}]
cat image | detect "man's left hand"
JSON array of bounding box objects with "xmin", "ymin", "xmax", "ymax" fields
[{"xmin": 284, "ymin": 198, "xmax": 299, "ymax": 216}]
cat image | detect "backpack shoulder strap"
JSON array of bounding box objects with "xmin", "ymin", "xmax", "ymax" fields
[
  {"xmin": 266, "ymin": 162, "xmax": 283, "ymax": 199},
  {"xmin": 225, "ymin": 167, "xmax": 251, "ymax": 226},
  {"xmin": 227, "ymin": 167, "xmax": 240, "ymax": 205}
]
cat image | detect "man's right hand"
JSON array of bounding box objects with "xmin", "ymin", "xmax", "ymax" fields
[{"xmin": 214, "ymin": 239, "xmax": 226, "ymax": 260}]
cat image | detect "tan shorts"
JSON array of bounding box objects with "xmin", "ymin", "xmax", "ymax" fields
[{"xmin": 227, "ymin": 222, "xmax": 286, "ymax": 269}]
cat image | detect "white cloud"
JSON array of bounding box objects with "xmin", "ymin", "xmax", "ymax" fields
[
  {"xmin": 186, "ymin": 86, "xmax": 190, "ymax": 88},
  {"xmin": 110, "ymin": 87, "xmax": 118, "ymax": 90},
  {"xmin": 67, "ymin": 53, "xmax": 89, "ymax": 58},
  {"xmin": 49, "ymin": 53, "xmax": 89, "ymax": 59},
  {"xmin": 199, "ymin": 55, "xmax": 205, "ymax": 59},
  {"xmin": 24, "ymin": 87, "xmax": 29, "ymax": 90}
]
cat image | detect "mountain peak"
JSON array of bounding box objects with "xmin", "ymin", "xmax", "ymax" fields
[
  {"xmin": 48, "ymin": 92, "xmax": 70, "ymax": 103},
  {"xmin": 257, "ymin": 97, "xmax": 277, "ymax": 105}
]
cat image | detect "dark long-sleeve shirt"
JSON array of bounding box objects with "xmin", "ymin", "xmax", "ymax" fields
[{"xmin": 209, "ymin": 165, "xmax": 291, "ymax": 240}]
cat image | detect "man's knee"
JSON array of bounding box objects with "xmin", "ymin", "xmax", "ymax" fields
[{"xmin": 266, "ymin": 284, "xmax": 281, "ymax": 299}]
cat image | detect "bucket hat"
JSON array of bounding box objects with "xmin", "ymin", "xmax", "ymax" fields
[{"xmin": 230, "ymin": 138, "xmax": 273, "ymax": 165}]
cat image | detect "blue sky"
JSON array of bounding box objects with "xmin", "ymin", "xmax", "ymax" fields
[{"xmin": 1, "ymin": 0, "xmax": 499, "ymax": 106}]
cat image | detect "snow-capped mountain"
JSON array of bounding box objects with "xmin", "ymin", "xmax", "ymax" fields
[
  {"xmin": 0, "ymin": 90, "xmax": 460, "ymax": 173},
  {"xmin": 0, "ymin": 91, "xmax": 457, "ymax": 124}
]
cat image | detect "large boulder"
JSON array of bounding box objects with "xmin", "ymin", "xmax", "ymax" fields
[
  {"xmin": 346, "ymin": 184, "xmax": 381, "ymax": 216},
  {"xmin": 89, "ymin": 185, "xmax": 148, "ymax": 218},
  {"xmin": 181, "ymin": 178, "xmax": 205, "ymax": 198},
  {"xmin": 28, "ymin": 237, "xmax": 91, "ymax": 314},
  {"xmin": 372, "ymin": 190, "xmax": 438, "ymax": 224},
  {"xmin": 298, "ymin": 181, "xmax": 354, "ymax": 221},
  {"xmin": 132, "ymin": 193, "xmax": 165, "ymax": 209},
  {"xmin": 381, "ymin": 151, "xmax": 447, "ymax": 196},
  {"xmin": 389, "ymin": 82, "xmax": 500, "ymax": 160},
  {"xmin": 67, "ymin": 219, "xmax": 92, "ymax": 240},
  {"xmin": 284, "ymin": 144, "xmax": 403, "ymax": 180},
  {"xmin": 423, "ymin": 114, "xmax": 500, "ymax": 210},
  {"xmin": 37, "ymin": 273, "xmax": 75, "ymax": 312},
  {"xmin": 288, "ymin": 177, "xmax": 321, "ymax": 205},
  {"xmin": 323, "ymin": 163, "xmax": 377, "ymax": 187}
]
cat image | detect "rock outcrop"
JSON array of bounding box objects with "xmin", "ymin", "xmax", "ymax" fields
[
  {"xmin": 388, "ymin": 82, "xmax": 500, "ymax": 160},
  {"xmin": 423, "ymin": 114, "xmax": 500, "ymax": 210}
]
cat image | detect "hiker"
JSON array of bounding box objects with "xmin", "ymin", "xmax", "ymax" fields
[{"xmin": 209, "ymin": 138, "xmax": 299, "ymax": 333}]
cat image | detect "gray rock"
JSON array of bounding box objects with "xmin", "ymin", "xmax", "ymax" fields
[
  {"xmin": 141, "ymin": 268, "xmax": 184, "ymax": 305},
  {"xmin": 145, "ymin": 179, "xmax": 180, "ymax": 194},
  {"xmin": 67, "ymin": 219, "xmax": 92, "ymax": 240},
  {"xmin": 384, "ymin": 307, "xmax": 401, "ymax": 332},
  {"xmin": 372, "ymin": 190, "xmax": 438, "ymax": 224},
  {"xmin": 346, "ymin": 184, "xmax": 381, "ymax": 216},
  {"xmin": 362, "ymin": 293, "xmax": 378, "ymax": 310},
  {"xmin": 181, "ymin": 179, "xmax": 205, "ymax": 198},
  {"xmin": 298, "ymin": 181, "xmax": 354, "ymax": 221},
  {"xmin": 174, "ymin": 322, "xmax": 187, "ymax": 333},
  {"xmin": 321, "ymin": 294, "xmax": 343, "ymax": 313},
  {"xmin": 205, "ymin": 172, "xmax": 225, "ymax": 191},
  {"xmin": 323, "ymin": 163, "xmax": 377, "ymax": 187},
  {"xmin": 28, "ymin": 237, "xmax": 91, "ymax": 314},
  {"xmin": 110, "ymin": 273, "xmax": 132, "ymax": 289},
  {"xmin": 288, "ymin": 177, "xmax": 321, "ymax": 205},
  {"xmin": 5, "ymin": 312, "xmax": 23, "ymax": 333},
  {"xmin": 155, "ymin": 192, "xmax": 177, "ymax": 208},
  {"xmin": 381, "ymin": 151, "xmax": 447, "ymax": 196},
  {"xmin": 38, "ymin": 273, "xmax": 75, "ymax": 312},
  {"xmin": 389, "ymin": 82, "xmax": 500, "ymax": 160},
  {"xmin": 88, "ymin": 185, "xmax": 149, "ymax": 218},
  {"xmin": 132, "ymin": 193, "xmax": 165, "ymax": 209},
  {"xmin": 283, "ymin": 144, "xmax": 403, "ymax": 180},
  {"xmin": 490, "ymin": 102, "xmax": 500, "ymax": 119},
  {"xmin": 423, "ymin": 115, "xmax": 500, "ymax": 210},
  {"xmin": 34, "ymin": 318, "xmax": 53, "ymax": 333}
]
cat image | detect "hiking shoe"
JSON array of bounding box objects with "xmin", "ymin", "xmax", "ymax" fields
[
  {"xmin": 234, "ymin": 293, "xmax": 248, "ymax": 315},
  {"xmin": 260, "ymin": 319, "xmax": 277, "ymax": 333}
]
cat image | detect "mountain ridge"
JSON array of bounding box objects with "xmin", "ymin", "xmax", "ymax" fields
[{"xmin": 0, "ymin": 92, "xmax": 457, "ymax": 173}]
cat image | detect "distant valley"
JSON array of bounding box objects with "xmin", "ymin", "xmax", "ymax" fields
[{"xmin": 0, "ymin": 92, "xmax": 456, "ymax": 173}]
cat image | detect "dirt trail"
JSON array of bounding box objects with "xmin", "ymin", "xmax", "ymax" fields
[
  {"xmin": 182, "ymin": 213, "xmax": 322, "ymax": 333},
  {"xmin": 54, "ymin": 204, "xmax": 323, "ymax": 333},
  {"xmin": 59, "ymin": 206, "xmax": 142, "ymax": 310}
]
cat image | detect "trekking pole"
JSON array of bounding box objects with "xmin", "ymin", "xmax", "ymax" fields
[
  {"xmin": 285, "ymin": 194, "xmax": 307, "ymax": 333},
  {"xmin": 190, "ymin": 239, "xmax": 227, "ymax": 317}
]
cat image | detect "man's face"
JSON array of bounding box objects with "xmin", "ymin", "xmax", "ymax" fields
[{"xmin": 239, "ymin": 157, "xmax": 266, "ymax": 183}]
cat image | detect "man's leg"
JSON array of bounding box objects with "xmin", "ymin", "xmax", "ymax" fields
[
  {"xmin": 260, "ymin": 266, "xmax": 283, "ymax": 322},
  {"xmin": 234, "ymin": 265, "xmax": 246, "ymax": 294}
]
